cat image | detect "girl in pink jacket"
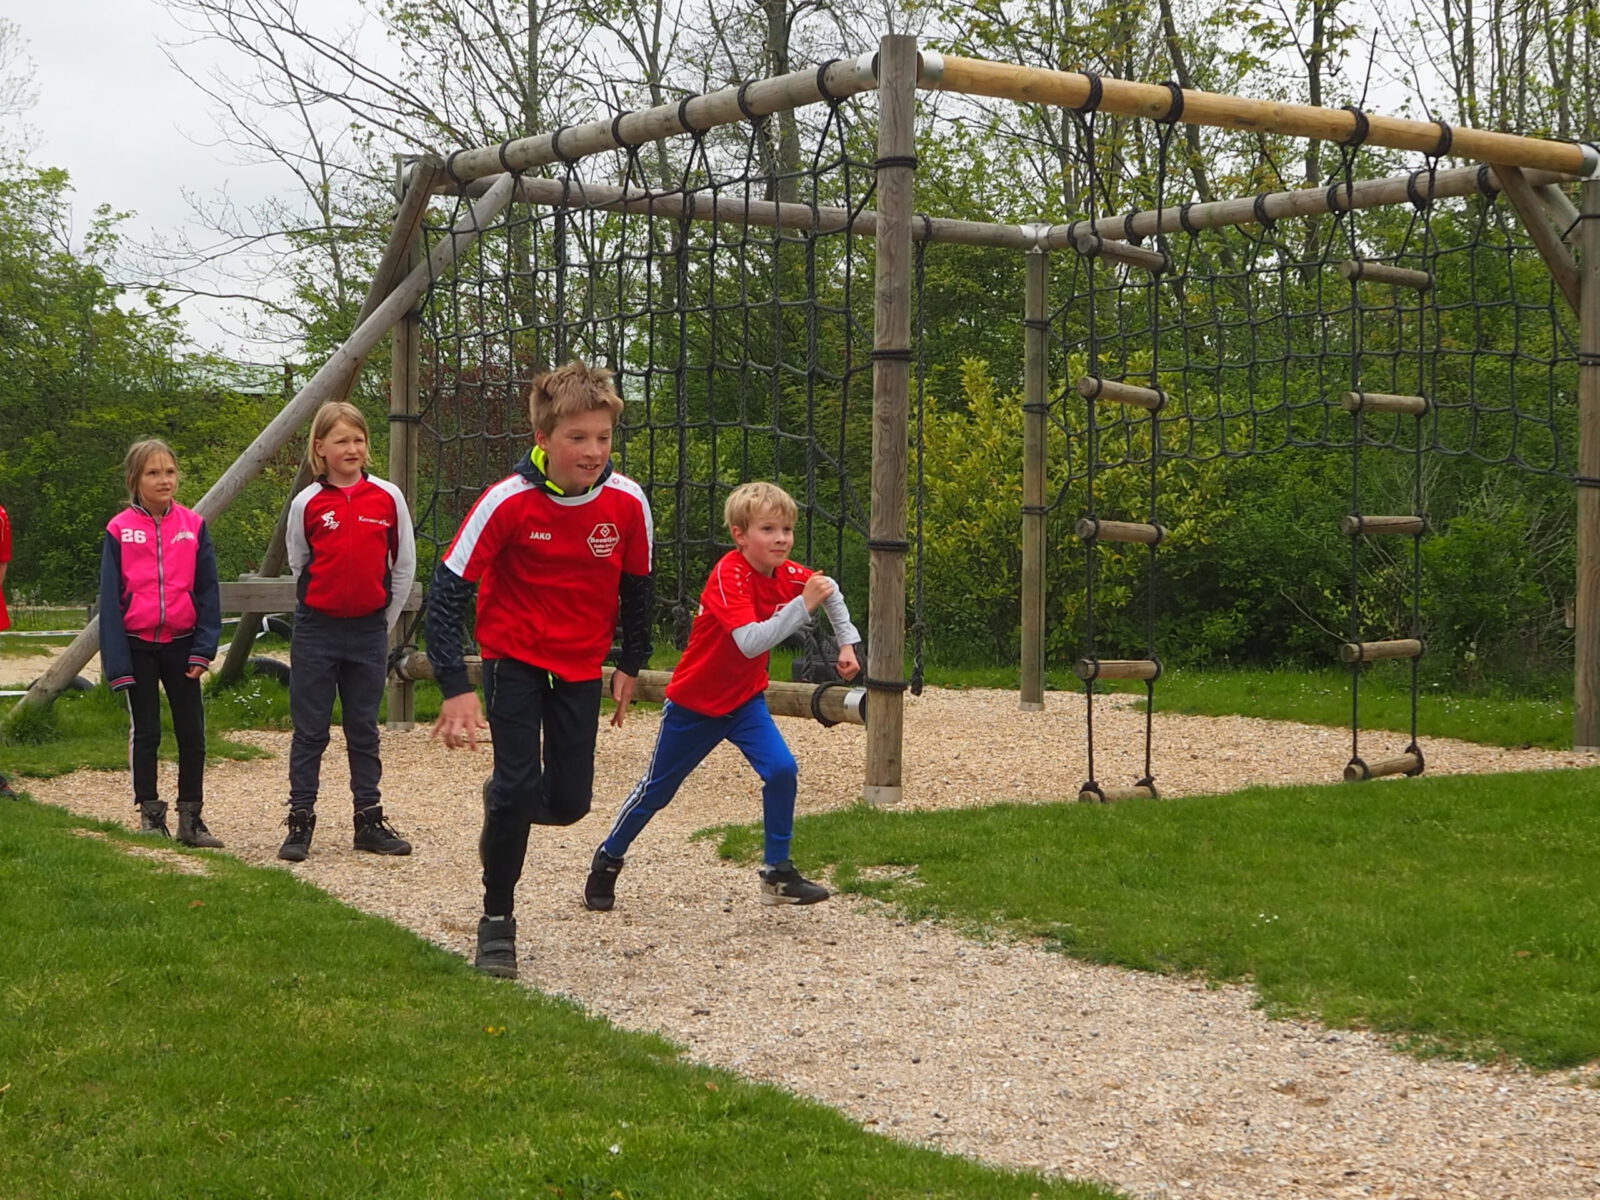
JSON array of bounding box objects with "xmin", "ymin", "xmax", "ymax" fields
[{"xmin": 98, "ymin": 439, "xmax": 222, "ymax": 846}]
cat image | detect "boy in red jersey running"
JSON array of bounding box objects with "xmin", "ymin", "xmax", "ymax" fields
[
  {"xmin": 427, "ymin": 362, "xmax": 654, "ymax": 979},
  {"xmin": 583, "ymin": 481, "xmax": 859, "ymax": 913}
]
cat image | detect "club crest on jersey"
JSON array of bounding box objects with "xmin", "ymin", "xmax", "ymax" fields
[
  {"xmin": 320, "ymin": 512, "xmax": 340, "ymax": 531},
  {"xmin": 587, "ymin": 522, "xmax": 620, "ymax": 558},
  {"xmin": 172, "ymin": 530, "xmax": 197, "ymax": 544}
]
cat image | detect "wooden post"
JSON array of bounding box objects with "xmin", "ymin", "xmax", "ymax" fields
[
  {"xmin": 1, "ymin": 170, "xmax": 514, "ymax": 726},
  {"xmin": 1576, "ymin": 174, "xmax": 1600, "ymax": 752},
  {"xmin": 864, "ymin": 35, "xmax": 918, "ymax": 806},
  {"xmin": 387, "ymin": 156, "xmax": 426, "ymax": 730},
  {"xmin": 1020, "ymin": 234, "xmax": 1048, "ymax": 710}
]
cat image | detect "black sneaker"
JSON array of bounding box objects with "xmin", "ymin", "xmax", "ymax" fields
[
  {"xmin": 584, "ymin": 848, "xmax": 624, "ymax": 912},
  {"xmin": 475, "ymin": 915, "xmax": 518, "ymax": 978},
  {"xmin": 278, "ymin": 808, "xmax": 316, "ymax": 862},
  {"xmin": 0, "ymin": 773, "xmax": 17, "ymax": 799},
  {"xmin": 758, "ymin": 861, "xmax": 830, "ymax": 906},
  {"xmin": 353, "ymin": 807, "xmax": 412, "ymax": 856}
]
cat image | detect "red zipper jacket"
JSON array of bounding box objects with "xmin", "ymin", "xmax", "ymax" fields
[{"xmin": 286, "ymin": 473, "xmax": 416, "ymax": 628}]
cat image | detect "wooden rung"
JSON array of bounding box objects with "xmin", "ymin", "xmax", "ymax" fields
[
  {"xmin": 1076, "ymin": 658, "xmax": 1162, "ymax": 681},
  {"xmin": 1341, "ymin": 515, "xmax": 1427, "ymax": 537},
  {"xmin": 1344, "ymin": 753, "xmax": 1423, "ymax": 781},
  {"xmin": 1338, "ymin": 259, "xmax": 1434, "ymax": 291},
  {"xmin": 1073, "ymin": 232, "xmax": 1169, "ymax": 274},
  {"xmin": 1341, "ymin": 390, "xmax": 1430, "ymax": 415},
  {"xmin": 1075, "ymin": 376, "xmax": 1166, "ymax": 411},
  {"xmin": 1078, "ymin": 784, "xmax": 1158, "ymax": 803},
  {"xmin": 1339, "ymin": 639, "xmax": 1424, "ymax": 663},
  {"xmin": 1076, "ymin": 518, "xmax": 1168, "ymax": 545}
]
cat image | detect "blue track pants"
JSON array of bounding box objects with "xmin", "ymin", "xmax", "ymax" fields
[{"xmin": 602, "ymin": 696, "xmax": 797, "ymax": 866}]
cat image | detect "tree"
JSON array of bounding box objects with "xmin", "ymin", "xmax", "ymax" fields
[{"xmin": 0, "ymin": 163, "xmax": 280, "ymax": 600}]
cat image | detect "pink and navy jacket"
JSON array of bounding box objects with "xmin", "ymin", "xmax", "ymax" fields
[
  {"xmin": 98, "ymin": 502, "xmax": 222, "ymax": 691},
  {"xmin": 286, "ymin": 473, "xmax": 415, "ymax": 628}
]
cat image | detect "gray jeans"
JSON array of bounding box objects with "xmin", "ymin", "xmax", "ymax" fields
[{"xmin": 288, "ymin": 607, "xmax": 389, "ymax": 811}]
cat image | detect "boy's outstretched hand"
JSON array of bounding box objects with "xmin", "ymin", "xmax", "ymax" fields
[
  {"xmin": 433, "ymin": 692, "xmax": 489, "ymax": 750},
  {"xmin": 609, "ymin": 668, "xmax": 637, "ymax": 727},
  {"xmin": 837, "ymin": 642, "xmax": 861, "ymax": 680}
]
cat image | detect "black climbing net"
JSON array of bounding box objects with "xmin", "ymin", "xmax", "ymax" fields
[
  {"xmin": 1046, "ymin": 107, "xmax": 1577, "ymax": 788},
  {"xmin": 411, "ymin": 87, "xmax": 924, "ymax": 673}
]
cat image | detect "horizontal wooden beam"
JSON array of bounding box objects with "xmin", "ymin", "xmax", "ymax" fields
[
  {"xmin": 1079, "ymin": 783, "xmax": 1158, "ymax": 803},
  {"xmin": 391, "ymin": 652, "xmax": 865, "ymax": 726},
  {"xmin": 1339, "ymin": 259, "xmax": 1433, "ymax": 291},
  {"xmin": 1075, "ymin": 518, "xmax": 1168, "ymax": 545},
  {"xmin": 429, "ymin": 57, "xmax": 878, "ymax": 187},
  {"xmin": 1340, "ymin": 638, "xmax": 1424, "ymax": 663},
  {"xmin": 1076, "ymin": 658, "xmax": 1162, "ymax": 681},
  {"xmin": 216, "ymin": 579, "xmax": 422, "ymax": 614},
  {"xmin": 457, "ymin": 159, "xmax": 1582, "ymax": 255},
  {"xmin": 1341, "ymin": 515, "xmax": 1427, "ymax": 537},
  {"xmin": 1077, "ymin": 377, "xmax": 1165, "ymax": 411},
  {"xmin": 931, "ymin": 54, "xmax": 1596, "ymax": 176},
  {"xmin": 1342, "ymin": 391, "xmax": 1430, "ymax": 416},
  {"xmin": 1344, "ymin": 752, "xmax": 1423, "ymax": 781}
]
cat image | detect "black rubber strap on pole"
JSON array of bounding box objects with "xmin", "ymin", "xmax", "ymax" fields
[
  {"xmin": 1340, "ymin": 105, "xmax": 1370, "ymax": 148},
  {"xmin": 815, "ymin": 59, "xmax": 843, "ymax": 103},
  {"xmin": 736, "ymin": 83, "xmax": 761, "ymax": 123},
  {"xmin": 1155, "ymin": 80, "xmax": 1185, "ymax": 124},
  {"xmin": 1074, "ymin": 71, "xmax": 1104, "ymax": 114},
  {"xmin": 1431, "ymin": 118, "xmax": 1454, "ymax": 158}
]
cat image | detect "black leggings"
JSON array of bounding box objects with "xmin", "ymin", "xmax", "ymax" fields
[{"xmin": 125, "ymin": 636, "xmax": 206, "ymax": 805}]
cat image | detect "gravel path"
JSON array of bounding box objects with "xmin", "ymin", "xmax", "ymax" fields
[{"xmin": 17, "ymin": 678, "xmax": 1600, "ymax": 1200}]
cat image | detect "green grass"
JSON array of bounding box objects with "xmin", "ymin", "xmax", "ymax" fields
[
  {"xmin": 903, "ymin": 659, "xmax": 1571, "ymax": 749},
  {"xmin": 0, "ymin": 798, "xmax": 1116, "ymax": 1200},
  {"xmin": 1110, "ymin": 663, "xmax": 1571, "ymax": 750},
  {"xmin": 718, "ymin": 768, "xmax": 1600, "ymax": 1072}
]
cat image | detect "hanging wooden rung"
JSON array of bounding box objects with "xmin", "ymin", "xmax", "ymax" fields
[
  {"xmin": 1342, "ymin": 514, "xmax": 1427, "ymax": 537},
  {"xmin": 1078, "ymin": 783, "xmax": 1159, "ymax": 803},
  {"xmin": 1076, "ymin": 517, "xmax": 1169, "ymax": 545},
  {"xmin": 1076, "ymin": 657, "xmax": 1162, "ymax": 681},
  {"xmin": 1073, "ymin": 232, "xmax": 1169, "ymax": 274},
  {"xmin": 1344, "ymin": 752, "xmax": 1423, "ymax": 781},
  {"xmin": 1076, "ymin": 376, "xmax": 1166, "ymax": 411},
  {"xmin": 1339, "ymin": 639, "xmax": 1424, "ymax": 663},
  {"xmin": 1341, "ymin": 390, "xmax": 1430, "ymax": 416},
  {"xmin": 1338, "ymin": 259, "xmax": 1434, "ymax": 291}
]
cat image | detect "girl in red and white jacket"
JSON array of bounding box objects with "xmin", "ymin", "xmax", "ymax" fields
[
  {"xmin": 98, "ymin": 439, "xmax": 223, "ymax": 846},
  {"xmin": 280, "ymin": 401, "xmax": 416, "ymax": 862}
]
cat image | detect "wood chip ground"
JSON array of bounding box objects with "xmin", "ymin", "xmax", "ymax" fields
[{"xmin": 13, "ymin": 651, "xmax": 1600, "ymax": 1199}]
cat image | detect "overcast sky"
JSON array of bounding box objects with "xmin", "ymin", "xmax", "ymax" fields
[{"xmin": 16, "ymin": 0, "xmax": 366, "ymax": 360}]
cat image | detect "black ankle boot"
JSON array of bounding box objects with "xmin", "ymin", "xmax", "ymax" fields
[
  {"xmin": 136, "ymin": 800, "xmax": 170, "ymax": 838},
  {"xmin": 176, "ymin": 801, "xmax": 223, "ymax": 848}
]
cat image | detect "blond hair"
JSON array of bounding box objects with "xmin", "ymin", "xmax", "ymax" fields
[
  {"xmin": 724, "ymin": 481, "xmax": 798, "ymax": 533},
  {"xmin": 123, "ymin": 439, "xmax": 178, "ymax": 504},
  {"xmin": 306, "ymin": 401, "xmax": 370, "ymax": 477},
  {"xmin": 528, "ymin": 361, "xmax": 624, "ymax": 438}
]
